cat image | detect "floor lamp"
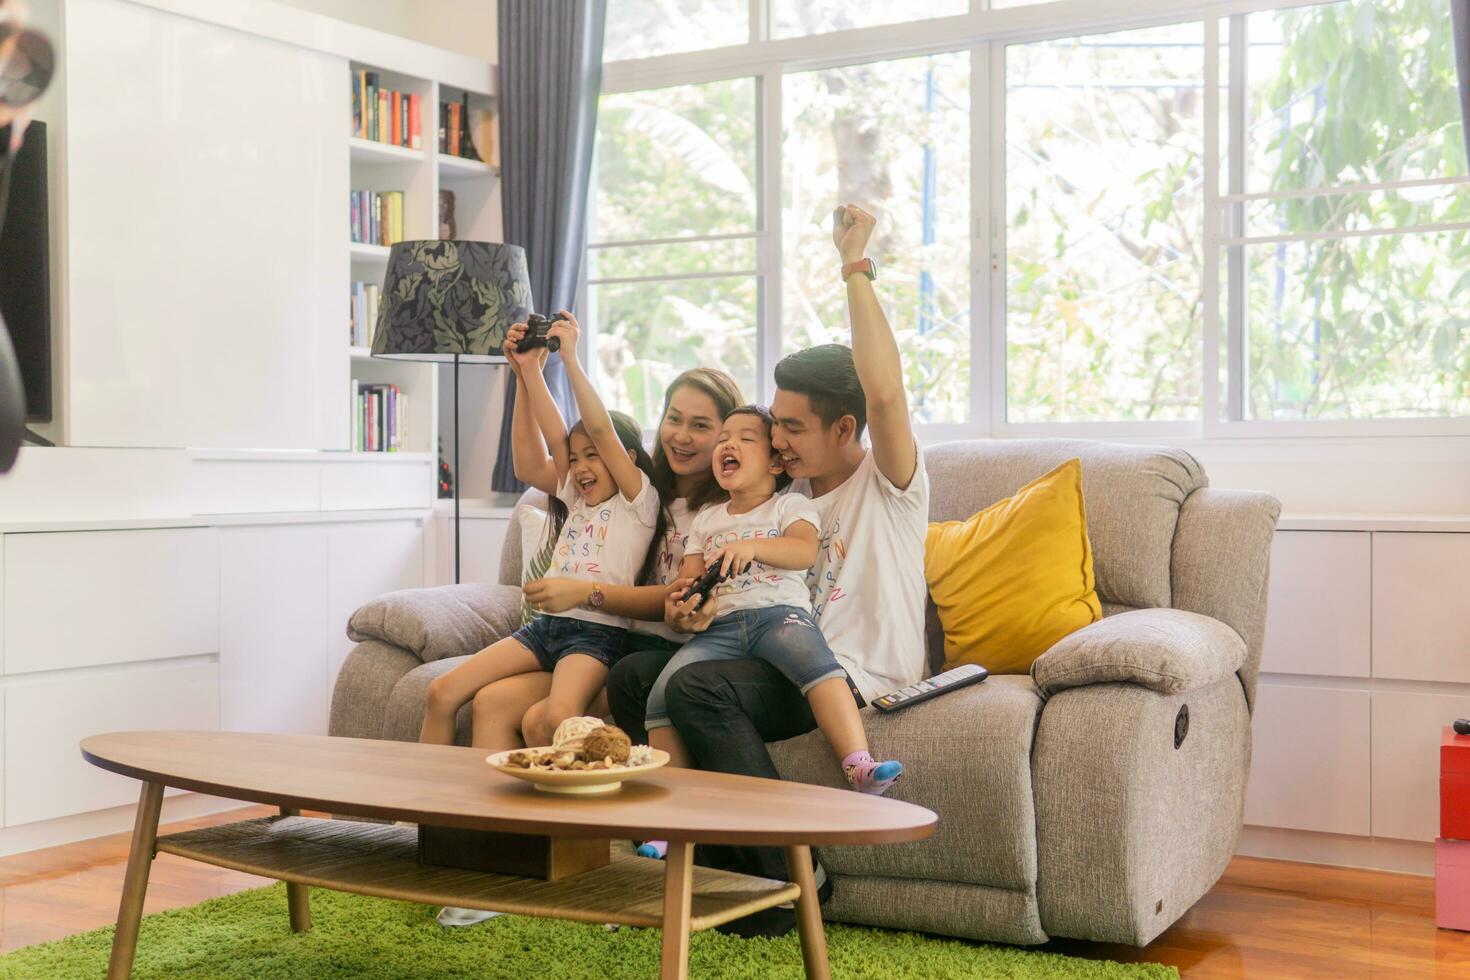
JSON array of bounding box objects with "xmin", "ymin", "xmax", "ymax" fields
[{"xmin": 371, "ymin": 240, "xmax": 531, "ymax": 584}]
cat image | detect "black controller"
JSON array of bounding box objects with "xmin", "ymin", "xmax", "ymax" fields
[
  {"xmin": 685, "ymin": 561, "xmax": 728, "ymax": 611},
  {"xmin": 871, "ymin": 663, "xmax": 989, "ymax": 712}
]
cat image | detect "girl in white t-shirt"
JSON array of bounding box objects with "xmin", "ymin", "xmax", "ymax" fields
[
  {"xmin": 635, "ymin": 406, "xmax": 904, "ymax": 858},
  {"xmin": 418, "ymin": 312, "xmax": 661, "ymax": 752}
]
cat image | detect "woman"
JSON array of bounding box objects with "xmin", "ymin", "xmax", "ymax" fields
[{"xmin": 470, "ymin": 367, "xmax": 744, "ymax": 748}]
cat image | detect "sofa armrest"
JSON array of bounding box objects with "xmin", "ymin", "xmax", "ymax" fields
[
  {"xmin": 1029, "ymin": 608, "xmax": 1245, "ymax": 698},
  {"xmin": 346, "ymin": 583, "xmax": 524, "ymax": 664}
]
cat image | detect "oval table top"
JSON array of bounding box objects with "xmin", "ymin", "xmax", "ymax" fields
[{"xmin": 81, "ymin": 731, "xmax": 937, "ymax": 847}]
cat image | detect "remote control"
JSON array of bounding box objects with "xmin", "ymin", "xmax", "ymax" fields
[
  {"xmin": 686, "ymin": 561, "xmax": 728, "ymax": 611},
  {"xmin": 871, "ymin": 663, "xmax": 989, "ymax": 712}
]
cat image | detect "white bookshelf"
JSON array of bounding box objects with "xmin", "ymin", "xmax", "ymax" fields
[{"xmin": 347, "ymin": 60, "xmax": 501, "ymax": 459}]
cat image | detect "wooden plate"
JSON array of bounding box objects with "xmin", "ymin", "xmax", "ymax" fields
[{"xmin": 485, "ymin": 747, "xmax": 670, "ymax": 795}]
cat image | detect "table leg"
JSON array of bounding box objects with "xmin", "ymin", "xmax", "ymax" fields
[
  {"xmin": 279, "ymin": 807, "xmax": 312, "ymax": 932},
  {"xmin": 786, "ymin": 845, "xmax": 831, "ymax": 980},
  {"xmin": 107, "ymin": 781, "xmax": 164, "ymax": 980},
  {"xmin": 659, "ymin": 841, "xmax": 694, "ymax": 980}
]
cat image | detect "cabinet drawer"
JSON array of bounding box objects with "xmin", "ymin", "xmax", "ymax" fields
[
  {"xmin": 1372, "ymin": 533, "xmax": 1470, "ymax": 683},
  {"xmin": 1261, "ymin": 531, "xmax": 1370, "ymax": 677},
  {"xmin": 3, "ymin": 529, "xmax": 219, "ymax": 674},
  {"xmin": 1244, "ymin": 682, "xmax": 1370, "ymax": 836},
  {"xmin": 1371, "ymin": 690, "xmax": 1470, "ymax": 842},
  {"xmin": 4, "ymin": 661, "xmax": 219, "ymax": 826}
]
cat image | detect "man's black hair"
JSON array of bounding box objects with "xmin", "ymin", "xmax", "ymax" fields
[{"xmin": 772, "ymin": 343, "xmax": 866, "ymax": 437}]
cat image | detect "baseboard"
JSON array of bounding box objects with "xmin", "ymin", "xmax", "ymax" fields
[
  {"xmin": 0, "ymin": 793, "xmax": 251, "ymax": 857},
  {"xmin": 1237, "ymin": 825, "xmax": 1433, "ymax": 876}
]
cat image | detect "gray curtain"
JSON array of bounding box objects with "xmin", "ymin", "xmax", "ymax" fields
[
  {"xmin": 490, "ymin": 0, "xmax": 607, "ymax": 493},
  {"xmin": 1456, "ymin": 1, "xmax": 1470, "ymax": 168}
]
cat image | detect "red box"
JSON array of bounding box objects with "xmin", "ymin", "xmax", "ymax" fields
[
  {"xmin": 1442, "ymin": 728, "xmax": 1470, "ymax": 839},
  {"xmin": 1438, "ymin": 838, "xmax": 1470, "ymax": 930}
]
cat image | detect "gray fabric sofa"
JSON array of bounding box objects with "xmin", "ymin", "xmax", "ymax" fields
[{"xmin": 330, "ymin": 439, "xmax": 1280, "ymax": 947}]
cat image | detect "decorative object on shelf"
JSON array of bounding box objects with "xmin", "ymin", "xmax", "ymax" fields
[
  {"xmin": 373, "ymin": 240, "xmax": 532, "ymax": 582},
  {"xmin": 439, "ymin": 189, "xmax": 456, "ymax": 240},
  {"xmin": 437, "ymin": 435, "xmax": 454, "ymax": 499},
  {"xmin": 459, "ymin": 92, "xmax": 477, "ymax": 161}
]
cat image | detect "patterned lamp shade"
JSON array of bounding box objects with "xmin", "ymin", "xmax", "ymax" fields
[{"xmin": 371, "ymin": 240, "xmax": 533, "ymax": 363}]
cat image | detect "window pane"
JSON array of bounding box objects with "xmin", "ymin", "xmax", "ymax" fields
[
  {"xmin": 589, "ymin": 238, "xmax": 757, "ymax": 281},
  {"xmin": 1246, "ymin": 0, "xmax": 1467, "ymax": 194},
  {"xmin": 1006, "ymin": 25, "xmax": 1205, "ymax": 423},
  {"xmin": 782, "ymin": 54, "xmax": 971, "ymax": 424},
  {"xmin": 604, "ymin": 0, "xmax": 747, "ymax": 62},
  {"xmin": 593, "ymin": 78, "xmax": 757, "ymax": 243},
  {"xmin": 1246, "ymin": 231, "xmax": 1470, "ymax": 420},
  {"xmin": 590, "ymin": 277, "xmax": 758, "ymax": 428},
  {"xmin": 772, "ymin": 1, "xmax": 967, "ymax": 38}
]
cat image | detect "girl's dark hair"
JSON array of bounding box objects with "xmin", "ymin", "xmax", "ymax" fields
[
  {"xmin": 724, "ymin": 404, "xmax": 793, "ymax": 491},
  {"xmin": 650, "ymin": 368, "xmax": 744, "ymax": 514},
  {"xmin": 544, "ymin": 410, "xmax": 669, "ymax": 586}
]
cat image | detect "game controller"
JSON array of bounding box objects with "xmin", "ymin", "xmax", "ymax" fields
[{"xmin": 685, "ymin": 561, "xmax": 728, "ymax": 611}]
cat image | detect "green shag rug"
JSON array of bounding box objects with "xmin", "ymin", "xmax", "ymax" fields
[{"xmin": 0, "ymin": 884, "xmax": 1179, "ymax": 979}]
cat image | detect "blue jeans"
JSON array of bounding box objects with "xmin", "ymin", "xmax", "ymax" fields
[{"xmin": 644, "ymin": 605, "xmax": 845, "ymax": 731}]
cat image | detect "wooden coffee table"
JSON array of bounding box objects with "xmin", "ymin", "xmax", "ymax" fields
[{"xmin": 81, "ymin": 731, "xmax": 936, "ymax": 980}]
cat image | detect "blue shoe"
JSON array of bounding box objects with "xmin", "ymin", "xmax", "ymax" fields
[{"xmin": 636, "ymin": 840, "xmax": 668, "ymax": 860}]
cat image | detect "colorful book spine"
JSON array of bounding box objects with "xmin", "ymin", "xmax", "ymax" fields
[
  {"xmin": 408, "ymin": 94, "xmax": 421, "ymax": 150},
  {"xmin": 438, "ymin": 102, "xmax": 448, "ymax": 154},
  {"xmin": 449, "ymin": 101, "xmax": 462, "ymax": 157},
  {"xmin": 391, "ymin": 91, "xmax": 401, "ymax": 146}
]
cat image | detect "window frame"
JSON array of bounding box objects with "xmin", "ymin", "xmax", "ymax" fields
[{"xmin": 592, "ymin": 0, "xmax": 1470, "ymax": 441}]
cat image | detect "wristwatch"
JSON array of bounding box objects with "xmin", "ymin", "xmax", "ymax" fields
[
  {"xmin": 585, "ymin": 585, "xmax": 606, "ymax": 609},
  {"xmin": 842, "ymin": 257, "xmax": 878, "ymax": 282}
]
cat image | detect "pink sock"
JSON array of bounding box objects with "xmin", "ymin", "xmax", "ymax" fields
[{"xmin": 843, "ymin": 751, "xmax": 904, "ymax": 796}]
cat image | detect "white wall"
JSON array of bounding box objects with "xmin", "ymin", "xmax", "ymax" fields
[{"xmin": 272, "ymin": 0, "xmax": 498, "ymax": 62}]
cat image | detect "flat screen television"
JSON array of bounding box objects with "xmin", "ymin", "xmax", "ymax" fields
[{"xmin": 0, "ymin": 120, "xmax": 51, "ymax": 422}]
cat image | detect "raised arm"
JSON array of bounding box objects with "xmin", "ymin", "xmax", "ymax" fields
[
  {"xmin": 504, "ymin": 324, "xmax": 558, "ymax": 495},
  {"xmin": 834, "ymin": 204, "xmax": 919, "ymax": 491},
  {"xmin": 517, "ymin": 338, "xmax": 572, "ymax": 488},
  {"xmin": 550, "ymin": 311, "xmax": 646, "ymax": 503}
]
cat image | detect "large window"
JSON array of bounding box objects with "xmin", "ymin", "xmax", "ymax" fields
[
  {"xmin": 588, "ymin": 78, "xmax": 760, "ymax": 425},
  {"xmin": 783, "ymin": 54, "xmax": 971, "ymax": 423},
  {"xmin": 1230, "ymin": 0, "xmax": 1470, "ymax": 422},
  {"xmin": 593, "ymin": 0, "xmax": 1470, "ymax": 437}
]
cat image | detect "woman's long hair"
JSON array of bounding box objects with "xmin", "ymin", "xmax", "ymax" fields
[
  {"xmin": 650, "ymin": 368, "xmax": 743, "ymax": 515},
  {"xmin": 544, "ymin": 410, "xmax": 667, "ymax": 586}
]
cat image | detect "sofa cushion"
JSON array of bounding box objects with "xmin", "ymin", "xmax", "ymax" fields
[
  {"xmin": 346, "ymin": 582, "xmax": 523, "ymax": 664},
  {"xmin": 926, "ymin": 458, "xmax": 1101, "ymax": 674},
  {"xmin": 1030, "ymin": 608, "xmax": 1246, "ymax": 698},
  {"xmin": 768, "ymin": 674, "xmax": 1042, "ymax": 892},
  {"xmin": 924, "ymin": 440, "xmax": 1206, "ymax": 610}
]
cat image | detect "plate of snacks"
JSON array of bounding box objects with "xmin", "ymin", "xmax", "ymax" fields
[{"xmin": 486, "ymin": 717, "xmax": 668, "ymax": 795}]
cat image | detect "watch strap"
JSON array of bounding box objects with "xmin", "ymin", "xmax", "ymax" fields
[{"xmin": 842, "ymin": 257, "xmax": 877, "ymax": 282}]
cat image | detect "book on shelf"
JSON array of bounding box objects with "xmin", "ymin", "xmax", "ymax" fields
[
  {"xmin": 351, "ymin": 281, "xmax": 381, "ymax": 347},
  {"xmin": 354, "ymin": 382, "xmax": 405, "ymax": 452},
  {"xmin": 350, "ymin": 69, "xmax": 421, "ymax": 149},
  {"xmin": 349, "ymin": 190, "xmax": 404, "ymax": 246},
  {"xmin": 470, "ymin": 109, "xmax": 498, "ymax": 166}
]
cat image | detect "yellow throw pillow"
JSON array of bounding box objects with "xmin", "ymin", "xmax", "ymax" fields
[{"xmin": 925, "ymin": 458, "xmax": 1101, "ymax": 674}]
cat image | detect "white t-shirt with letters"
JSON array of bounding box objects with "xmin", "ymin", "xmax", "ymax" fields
[
  {"xmin": 550, "ymin": 471, "xmax": 660, "ymax": 629},
  {"xmin": 789, "ymin": 448, "xmax": 929, "ymax": 703},
  {"xmin": 686, "ymin": 493, "xmax": 821, "ymax": 617},
  {"xmin": 632, "ymin": 497, "xmax": 695, "ymax": 641}
]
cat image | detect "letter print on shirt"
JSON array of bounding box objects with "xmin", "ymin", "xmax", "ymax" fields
[
  {"xmin": 556, "ymin": 503, "xmax": 614, "ymax": 576},
  {"xmin": 808, "ymin": 516, "xmax": 849, "ymax": 618}
]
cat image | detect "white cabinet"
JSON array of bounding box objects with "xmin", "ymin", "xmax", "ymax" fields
[
  {"xmin": 325, "ymin": 521, "xmax": 425, "ymax": 683},
  {"xmin": 4, "ymin": 661, "xmax": 218, "ymax": 826},
  {"xmin": 65, "ymin": 0, "xmax": 343, "ymax": 449},
  {"xmin": 1371, "ymin": 690, "xmax": 1470, "ymax": 843},
  {"xmin": 219, "ymin": 527, "xmax": 329, "ymax": 735},
  {"xmin": 3, "ymin": 529, "xmax": 218, "ymax": 674},
  {"xmin": 1244, "ymin": 682, "xmax": 1370, "ymax": 836},
  {"xmin": 1261, "ymin": 531, "xmax": 1370, "ymax": 677},
  {"xmin": 1372, "ymin": 533, "xmax": 1470, "ymax": 684}
]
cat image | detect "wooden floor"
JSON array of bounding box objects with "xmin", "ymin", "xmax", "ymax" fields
[{"xmin": 2, "ymin": 804, "xmax": 1468, "ymax": 977}]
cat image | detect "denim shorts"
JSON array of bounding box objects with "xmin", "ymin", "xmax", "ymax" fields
[
  {"xmin": 644, "ymin": 604, "xmax": 847, "ymax": 730},
  {"xmin": 511, "ymin": 614, "xmax": 627, "ymax": 672}
]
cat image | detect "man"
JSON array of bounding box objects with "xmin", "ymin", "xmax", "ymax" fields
[{"xmin": 606, "ymin": 203, "xmax": 929, "ymax": 933}]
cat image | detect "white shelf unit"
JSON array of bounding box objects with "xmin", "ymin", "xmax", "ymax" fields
[{"xmin": 347, "ymin": 62, "xmax": 500, "ymax": 458}]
